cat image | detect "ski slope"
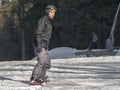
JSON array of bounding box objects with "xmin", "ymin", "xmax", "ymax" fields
[{"xmin": 0, "ymin": 47, "xmax": 120, "ymax": 90}]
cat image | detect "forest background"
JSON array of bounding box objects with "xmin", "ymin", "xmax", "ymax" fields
[{"xmin": 0, "ymin": 0, "xmax": 120, "ymax": 60}]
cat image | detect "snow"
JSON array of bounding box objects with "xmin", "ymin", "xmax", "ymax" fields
[
  {"xmin": 0, "ymin": 47, "xmax": 120, "ymax": 90},
  {"xmin": 49, "ymin": 47, "xmax": 78, "ymax": 59}
]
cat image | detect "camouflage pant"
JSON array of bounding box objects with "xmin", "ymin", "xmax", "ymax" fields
[{"xmin": 31, "ymin": 44, "xmax": 51, "ymax": 81}]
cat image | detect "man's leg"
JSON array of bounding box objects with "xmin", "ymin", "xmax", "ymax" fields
[{"xmin": 30, "ymin": 48, "xmax": 49, "ymax": 83}]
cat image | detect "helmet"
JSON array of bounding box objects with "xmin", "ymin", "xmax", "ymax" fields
[{"xmin": 45, "ymin": 5, "xmax": 57, "ymax": 14}]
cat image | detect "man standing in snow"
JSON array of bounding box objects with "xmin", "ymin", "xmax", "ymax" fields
[
  {"xmin": 30, "ymin": 5, "xmax": 57, "ymax": 85},
  {"xmin": 91, "ymin": 32, "xmax": 98, "ymax": 49}
]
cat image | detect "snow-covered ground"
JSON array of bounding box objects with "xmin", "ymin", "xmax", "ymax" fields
[{"xmin": 0, "ymin": 47, "xmax": 120, "ymax": 90}]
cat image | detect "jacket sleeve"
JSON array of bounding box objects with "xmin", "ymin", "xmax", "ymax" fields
[{"xmin": 36, "ymin": 18, "xmax": 46, "ymax": 43}]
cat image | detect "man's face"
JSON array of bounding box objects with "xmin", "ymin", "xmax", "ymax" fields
[{"xmin": 48, "ymin": 10, "xmax": 56, "ymax": 19}]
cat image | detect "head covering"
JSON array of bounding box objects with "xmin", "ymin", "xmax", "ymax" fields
[{"xmin": 45, "ymin": 5, "xmax": 57, "ymax": 14}]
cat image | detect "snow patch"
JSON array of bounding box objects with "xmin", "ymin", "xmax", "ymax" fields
[{"xmin": 48, "ymin": 47, "xmax": 78, "ymax": 59}]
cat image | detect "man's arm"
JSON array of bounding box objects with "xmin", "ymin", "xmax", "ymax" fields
[{"xmin": 36, "ymin": 18, "xmax": 46, "ymax": 43}]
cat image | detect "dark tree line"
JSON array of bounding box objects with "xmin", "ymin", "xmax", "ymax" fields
[{"xmin": 0, "ymin": 0, "xmax": 120, "ymax": 60}]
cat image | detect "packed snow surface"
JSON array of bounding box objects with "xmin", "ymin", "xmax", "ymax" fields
[{"xmin": 0, "ymin": 47, "xmax": 120, "ymax": 90}]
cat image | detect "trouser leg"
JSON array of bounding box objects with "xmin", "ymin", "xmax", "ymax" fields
[{"xmin": 31, "ymin": 47, "xmax": 50, "ymax": 81}]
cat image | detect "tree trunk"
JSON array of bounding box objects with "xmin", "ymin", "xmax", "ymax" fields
[{"xmin": 20, "ymin": 6, "xmax": 26, "ymax": 60}]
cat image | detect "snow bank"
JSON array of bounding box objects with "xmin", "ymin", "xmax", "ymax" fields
[{"xmin": 49, "ymin": 47, "xmax": 78, "ymax": 59}]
